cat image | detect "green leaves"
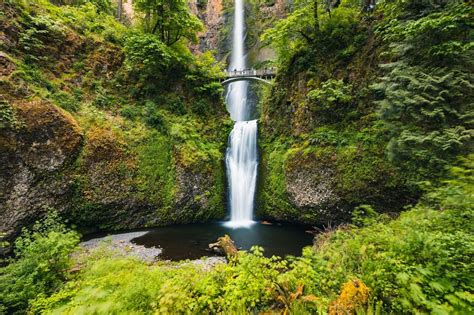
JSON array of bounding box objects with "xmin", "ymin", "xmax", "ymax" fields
[
  {"xmin": 307, "ymin": 79, "xmax": 353, "ymax": 123},
  {"xmin": 134, "ymin": 0, "xmax": 203, "ymax": 46},
  {"xmin": 0, "ymin": 211, "xmax": 79, "ymax": 314},
  {"xmin": 375, "ymin": 62, "xmax": 473, "ymax": 181},
  {"xmin": 124, "ymin": 33, "xmax": 172, "ymax": 72},
  {"xmin": 373, "ymin": 2, "xmax": 473, "ymax": 183}
]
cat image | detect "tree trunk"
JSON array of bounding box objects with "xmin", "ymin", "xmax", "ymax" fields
[
  {"xmin": 117, "ymin": 0, "xmax": 123, "ymax": 22},
  {"xmin": 208, "ymin": 235, "xmax": 238, "ymax": 257},
  {"xmin": 314, "ymin": 0, "xmax": 319, "ymax": 35}
]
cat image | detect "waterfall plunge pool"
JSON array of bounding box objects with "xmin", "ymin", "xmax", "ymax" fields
[
  {"xmin": 87, "ymin": 222, "xmax": 314, "ymax": 261},
  {"xmin": 131, "ymin": 222, "xmax": 314, "ymax": 260}
]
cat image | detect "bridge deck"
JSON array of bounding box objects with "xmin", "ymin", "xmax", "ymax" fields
[{"xmin": 223, "ymin": 69, "xmax": 276, "ymax": 80}]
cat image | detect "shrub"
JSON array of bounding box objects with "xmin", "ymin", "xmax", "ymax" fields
[
  {"xmin": 124, "ymin": 33, "xmax": 172, "ymax": 73},
  {"xmin": 51, "ymin": 90, "xmax": 80, "ymax": 112},
  {"xmin": 120, "ymin": 105, "xmax": 140, "ymax": 120},
  {"xmin": 307, "ymin": 79, "xmax": 353, "ymax": 124},
  {"xmin": 0, "ymin": 211, "xmax": 80, "ymax": 314},
  {"xmin": 144, "ymin": 102, "xmax": 167, "ymax": 131}
]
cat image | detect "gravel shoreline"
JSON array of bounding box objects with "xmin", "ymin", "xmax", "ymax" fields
[
  {"xmin": 80, "ymin": 232, "xmax": 227, "ymax": 268},
  {"xmin": 81, "ymin": 232, "xmax": 162, "ymax": 263}
]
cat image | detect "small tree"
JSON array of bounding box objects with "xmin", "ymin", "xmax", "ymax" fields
[{"xmin": 134, "ymin": 0, "xmax": 203, "ymax": 46}]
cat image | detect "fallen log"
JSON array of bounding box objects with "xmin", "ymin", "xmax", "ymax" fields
[{"xmin": 208, "ymin": 234, "xmax": 238, "ymax": 257}]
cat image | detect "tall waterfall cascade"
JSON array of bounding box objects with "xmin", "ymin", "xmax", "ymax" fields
[{"xmin": 224, "ymin": 0, "xmax": 257, "ymax": 228}]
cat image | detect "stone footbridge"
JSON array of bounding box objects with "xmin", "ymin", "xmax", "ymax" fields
[{"xmin": 221, "ymin": 68, "xmax": 276, "ymax": 85}]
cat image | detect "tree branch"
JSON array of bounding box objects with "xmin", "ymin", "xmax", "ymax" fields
[{"xmin": 298, "ymin": 30, "xmax": 314, "ymax": 43}]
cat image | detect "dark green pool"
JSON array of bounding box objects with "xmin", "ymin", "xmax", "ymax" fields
[{"xmin": 131, "ymin": 222, "xmax": 314, "ymax": 260}]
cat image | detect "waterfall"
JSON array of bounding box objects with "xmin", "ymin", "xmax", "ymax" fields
[{"xmin": 224, "ymin": 0, "xmax": 257, "ymax": 228}]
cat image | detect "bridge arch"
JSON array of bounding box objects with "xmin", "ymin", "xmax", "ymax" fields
[
  {"xmin": 221, "ymin": 76, "xmax": 273, "ymax": 85},
  {"xmin": 221, "ymin": 68, "xmax": 276, "ymax": 85}
]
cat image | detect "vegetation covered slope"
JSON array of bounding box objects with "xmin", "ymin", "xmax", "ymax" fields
[
  {"xmin": 0, "ymin": 0, "xmax": 230, "ymax": 242},
  {"xmin": 257, "ymin": 0, "xmax": 473, "ymax": 225}
]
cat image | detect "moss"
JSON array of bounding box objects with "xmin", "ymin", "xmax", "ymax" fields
[
  {"xmin": 136, "ymin": 131, "xmax": 175, "ymax": 210},
  {"xmin": 259, "ymin": 115, "xmax": 413, "ymax": 224},
  {"xmin": 0, "ymin": 100, "xmax": 23, "ymax": 130},
  {"xmin": 207, "ymin": 161, "xmax": 226, "ymax": 218},
  {"xmin": 257, "ymin": 137, "xmax": 299, "ymax": 220}
]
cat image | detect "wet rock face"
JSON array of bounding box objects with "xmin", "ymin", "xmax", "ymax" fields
[
  {"xmin": 81, "ymin": 128, "xmax": 133, "ymax": 204},
  {"xmin": 282, "ymin": 155, "xmax": 346, "ymax": 224},
  {"xmin": 15, "ymin": 101, "xmax": 83, "ymax": 171},
  {"xmin": 175, "ymin": 165, "xmax": 212, "ymax": 211},
  {"xmin": 200, "ymin": 0, "xmax": 225, "ymax": 52},
  {"xmin": 286, "ymin": 166, "xmax": 339, "ymax": 209},
  {"xmin": 0, "ymin": 100, "xmax": 83, "ymax": 240}
]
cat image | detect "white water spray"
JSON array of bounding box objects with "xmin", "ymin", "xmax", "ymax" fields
[{"xmin": 224, "ymin": 0, "xmax": 257, "ymax": 228}]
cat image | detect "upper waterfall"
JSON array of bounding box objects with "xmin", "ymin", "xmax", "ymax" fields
[{"xmin": 225, "ymin": 0, "xmax": 249, "ymax": 122}]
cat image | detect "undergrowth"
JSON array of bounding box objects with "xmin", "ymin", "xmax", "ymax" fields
[{"xmin": 1, "ymin": 160, "xmax": 471, "ymax": 314}]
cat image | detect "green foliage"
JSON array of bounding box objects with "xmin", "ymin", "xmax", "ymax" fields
[
  {"xmin": 261, "ymin": 0, "xmax": 362, "ymax": 67},
  {"xmin": 46, "ymin": 0, "xmax": 115, "ymax": 14},
  {"xmin": 374, "ymin": 1, "xmax": 473, "ymax": 182},
  {"xmin": 144, "ymin": 102, "xmax": 168, "ymax": 130},
  {"xmin": 185, "ymin": 51, "xmax": 225, "ymax": 99},
  {"xmin": 351, "ymin": 204, "xmax": 381, "ymax": 227},
  {"xmin": 120, "ymin": 105, "xmax": 141, "ymax": 120},
  {"xmin": 0, "ymin": 100, "xmax": 24, "ymax": 130},
  {"xmin": 258, "ymin": 138, "xmax": 298, "ymax": 220},
  {"xmin": 51, "ymin": 90, "xmax": 80, "ymax": 112},
  {"xmin": 260, "ymin": 0, "xmax": 314, "ymax": 66},
  {"xmin": 136, "ymin": 131, "xmax": 175, "ymax": 210},
  {"xmin": 19, "ymin": 1, "xmax": 127, "ymax": 43},
  {"xmin": 19, "ymin": 14, "xmax": 66, "ymax": 63},
  {"xmin": 0, "ymin": 212, "xmax": 79, "ymax": 314},
  {"xmin": 92, "ymin": 85, "xmax": 113, "ymax": 109},
  {"xmin": 307, "ymin": 79, "xmax": 353, "ymax": 123},
  {"xmin": 78, "ymin": 0, "xmax": 114, "ymax": 14},
  {"xmin": 134, "ymin": 0, "xmax": 203, "ymax": 46},
  {"xmin": 30, "ymin": 247, "xmax": 288, "ymax": 314},
  {"xmin": 124, "ymin": 32, "xmax": 172, "ymax": 72},
  {"xmin": 12, "ymin": 62, "xmax": 55, "ymax": 93}
]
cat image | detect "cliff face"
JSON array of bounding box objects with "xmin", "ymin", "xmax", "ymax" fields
[
  {"xmin": 257, "ymin": 25, "xmax": 415, "ymax": 226},
  {"xmin": 245, "ymin": 0, "xmax": 287, "ymax": 66},
  {"xmin": 0, "ymin": 97, "xmax": 83, "ymax": 239},
  {"xmin": 190, "ymin": 0, "xmax": 226, "ymax": 55},
  {"xmin": 0, "ymin": 2, "xmax": 227, "ymax": 244}
]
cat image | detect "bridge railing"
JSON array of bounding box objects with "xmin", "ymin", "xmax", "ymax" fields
[{"xmin": 224, "ymin": 68, "xmax": 276, "ymax": 78}]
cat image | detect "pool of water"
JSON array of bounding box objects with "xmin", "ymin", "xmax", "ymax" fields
[{"xmin": 131, "ymin": 222, "xmax": 314, "ymax": 261}]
